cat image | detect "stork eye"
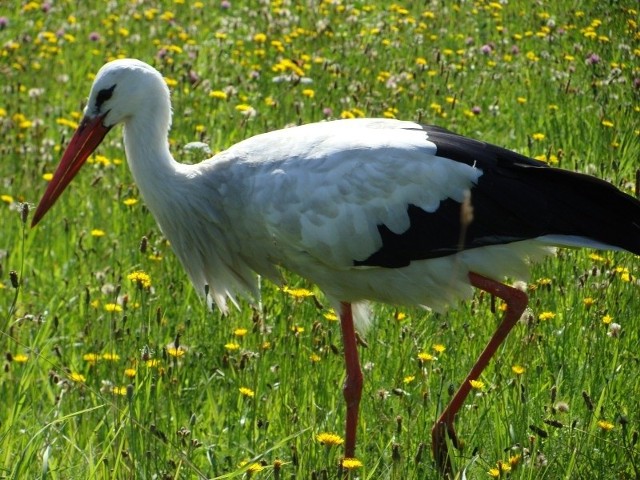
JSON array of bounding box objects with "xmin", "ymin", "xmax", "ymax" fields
[{"xmin": 96, "ymin": 84, "xmax": 116, "ymax": 109}]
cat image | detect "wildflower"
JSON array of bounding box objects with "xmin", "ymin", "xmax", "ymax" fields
[
  {"xmin": 146, "ymin": 359, "xmax": 160, "ymax": 368},
  {"xmin": 602, "ymin": 314, "xmax": 613, "ymax": 324},
  {"xmin": 309, "ymin": 353, "xmax": 321, "ymax": 362},
  {"xmin": 128, "ymin": 271, "xmax": 152, "ymax": 289},
  {"xmin": 209, "ymin": 90, "xmax": 228, "ymax": 100},
  {"xmin": 538, "ymin": 311, "xmax": 555, "ymax": 321},
  {"xmin": 1, "ymin": 194, "xmax": 14, "ymax": 204},
  {"xmin": 395, "ymin": 311, "xmax": 407, "ymax": 321},
  {"xmin": 470, "ymin": 379, "xmax": 485, "ymax": 390},
  {"xmin": 91, "ymin": 229, "xmax": 106, "ymax": 237},
  {"xmin": 234, "ymin": 328, "xmax": 248, "ymax": 337},
  {"xmin": 167, "ymin": 345, "xmax": 187, "ymax": 358},
  {"xmin": 282, "ymin": 285, "xmax": 314, "ymax": 297},
  {"xmin": 253, "ymin": 33, "xmax": 267, "ymax": 43},
  {"xmin": 239, "ymin": 387, "xmax": 255, "ymax": 398},
  {"xmin": 104, "ymin": 303, "xmax": 122, "ymax": 313},
  {"xmin": 583, "ymin": 297, "xmax": 595, "ymax": 308},
  {"xmin": 433, "ymin": 344, "xmax": 446, "ymax": 353},
  {"xmin": 13, "ymin": 354, "xmax": 28, "ymax": 363},
  {"xmin": 102, "ymin": 352, "xmax": 120, "ymax": 361},
  {"xmin": 403, "ymin": 375, "xmax": 415, "ymax": 384},
  {"xmin": 225, "ymin": 342, "xmax": 240, "ymax": 351},
  {"xmin": 418, "ymin": 352, "xmax": 434, "ymax": 362},
  {"xmin": 597, "ymin": 420, "xmax": 614, "ymax": 431},
  {"xmin": 43, "ymin": 173, "xmax": 53, "ymax": 181},
  {"xmin": 292, "ymin": 325, "xmax": 305, "ymax": 334},
  {"xmin": 323, "ymin": 311, "xmax": 338, "ymax": 321},
  {"xmin": 112, "ymin": 386, "xmax": 127, "ymax": 395},
  {"xmin": 488, "ymin": 467, "xmax": 500, "ymax": 477},
  {"xmin": 341, "ymin": 458, "xmax": 363, "ymax": 469},
  {"xmin": 601, "ymin": 119, "xmax": 614, "ymax": 128},
  {"xmin": 123, "ymin": 198, "xmax": 138, "ymax": 206},
  {"xmin": 69, "ymin": 372, "xmax": 86, "ymax": 383},
  {"xmin": 531, "ymin": 132, "xmax": 545, "ymax": 141},
  {"xmin": 512, "ymin": 365, "xmax": 525, "ymax": 375},
  {"xmin": 302, "ymin": 88, "xmax": 315, "ymax": 98},
  {"xmin": 517, "ymin": 96, "xmax": 527, "ymax": 104},
  {"xmin": 124, "ymin": 368, "xmax": 136, "ymax": 378},
  {"xmin": 607, "ymin": 322, "xmax": 621, "ymax": 338},
  {"xmin": 316, "ymin": 432, "xmax": 344, "ymax": 446},
  {"xmin": 509, "ymin": 454, "xmax": 522, "ymax": 467}
]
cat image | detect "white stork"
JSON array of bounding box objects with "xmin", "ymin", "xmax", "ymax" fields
[{"xmin": 32, "ymin": 59, "xmax": 640, "ymax": 475}]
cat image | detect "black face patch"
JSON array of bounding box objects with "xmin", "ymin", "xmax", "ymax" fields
[{"xmin": 96, "ymin": 84, "xmax": 116, "ymax": 110}]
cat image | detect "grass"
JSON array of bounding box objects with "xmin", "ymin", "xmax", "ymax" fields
[{"xmin": 1, "ymin": 1, "xmax": 639, "ymax": 478}]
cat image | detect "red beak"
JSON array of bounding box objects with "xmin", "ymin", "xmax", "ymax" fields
[{"xmin": 32, "ymin": 113, "xmax": 112, "ymax": 226}]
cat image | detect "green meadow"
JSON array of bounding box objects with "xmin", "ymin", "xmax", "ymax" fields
[{"xmin": 1, "ymin": 1, "xmax": 639, "ymax": 478}]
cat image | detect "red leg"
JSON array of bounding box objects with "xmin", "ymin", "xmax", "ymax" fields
[
  {"xmin": 339, "ymin": 302, "xmax": 363, "ymax": 460},
  {"xmin": 432, "ymin": 272, "xmax": 528, "ymax": 476}
]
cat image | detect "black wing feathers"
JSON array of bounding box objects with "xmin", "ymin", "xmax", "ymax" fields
[{"xmin": 355, "ymin": 126, "xmax": 640, "ymax": 268}]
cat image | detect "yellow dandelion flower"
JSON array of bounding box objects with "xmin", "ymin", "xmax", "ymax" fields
[
  {"xmin": 13, "ymin": 354, "xmax": 28, "ymax": 363},
  {"xmin": 583, "ymin": 297, "xmax": 595, "ymax": 308},
  {"xmin": 597, "ymin": 420, "xmax": 614, "ymax": 431},
  {"xmin": 488, "ymin": 467, "xmax": 500, "ymax": 477},
  {"xmin": 167, "ymin": 346, "xmax": 186, "ymax": 358},
  {"xmin": 418, "ymin": 352, "xmax": 434, "ymax": 362},
  {"xmin": 310, "ymin": 353, "xmax": 321, "ymax": 362},
  {"xmin": 316, "ymin": 432, "xmax": 344, "ymax": 446},
  {"xmin": 82, "ymin": 353, "xmax": 100, "ymax": 364},
  {"xmin": 433, "ymin": 344, "xmax": 446, "ymax": 353},
  {"xmin": 602, "ymin": 314, "xmax": 613, "ymax": 325},
  {"xmin": 509, "ymin": 454, "xmax": 522, "ymax": 467},
  {"xmin": 239, "ymin": 387, "xmax": 255, "ymax": 398},
  {"xmin": 43, "ymin": 173, "xmax": 54, "ymax": 181},
  {"xmin": 302, "ymin": 88, "xmax": 315, "ymax": 98},
  {"xmin": 209, "ymin": 90, "xmax": 228, "ymax": 100},
  {"xmin": 395, "ymin": 311, "xmax": 407, "ymax": 321},
  {"xmin": 123, "ymin": 198, "xmax": 138, "ymax": 206},
  {"xmin": 517, "ymin": 96, "xmax": 527, "ymax": 104},
  {"xmin": 91, "ymin": 229, "xmax": 106, "ymax": 237},
  {"xmin": 282, "ymin": 285, "xmax": 314, "ymax": 297},
  {"xmin": 146, "ymin": 359, "xmax": 161, "ymax": 368},
  {"xmin": 470, "ymin": 379, "xmax": 485, "ymax": 390},
  {"xmin": 69, "ymin": 372, "xmax": 86, "ymax": 383},
  {"xmin": 112, "ymin": 386, "xmax": 127, "ymax": 395},
  {"xmin": 253, "ymin": 32, "xmax": 267, "ymax": 43},
  {"xmin": 415, "ymin": 57, "xmax": 427, "ymax": 66},
  {"xmin": 292, "ymin": 325, "xmax": 305, "ymax": 334},
  {"xmin": 225, "ymin": 342, "xmax": 240, "ymax": 351},
  {"xmin": 104, "ymin": 303, "xmax": 122, "ymax": 313},
  {"xmin": 341, "ymin": 458, "xmax": 363, "ymax": 469},
  {"xmin": 102, "ymin": 352, "xmax": 120, "ymax": 361},
  {"xmin": 233, "ymin": 328, "xmax": 248, "ymax": 337},
  {"xmin": 127, "ymin": 271, "xmax": 152, "ymax": 289},
  {"xmin": 512, "ymin": 365, "xmax": 525, "ymax": 375},
  {"xmin": 124, "ymin": 368, "xmax": 137, "ymax": 378},
  {"xmin": 601, "ymin": 119, "xmax": 614, "ymax": 128},
  {"xmin": 246, "ymin": 463, "xmax": 263, "ymax": 473},
  {"xmin": 1, "ymin": 194, "xmax": 14, "ymax": 204},
  {"xmin": 323, "ymin": 311, "xmax": 338, "ymax": 321},
  {"xmin": 538, "ymin": 311, "xmax": 555, "ymax": 321},
  {"xmin": 531, "ymin": 132, "xmax": 545, "ymax": 141},
  {"xmin": 404, "ymin": 375, "xmax": 415, "ymax": 384}
]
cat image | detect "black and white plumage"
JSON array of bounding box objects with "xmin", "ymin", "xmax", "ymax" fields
[{"xmin": 32, "ymin": 59, "xmax": 640, "ymax": 474}]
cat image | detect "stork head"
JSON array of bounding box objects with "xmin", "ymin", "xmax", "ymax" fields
[{"xmin": 32, "ymin": 59, "xmax": 169, "ymax": 226}]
